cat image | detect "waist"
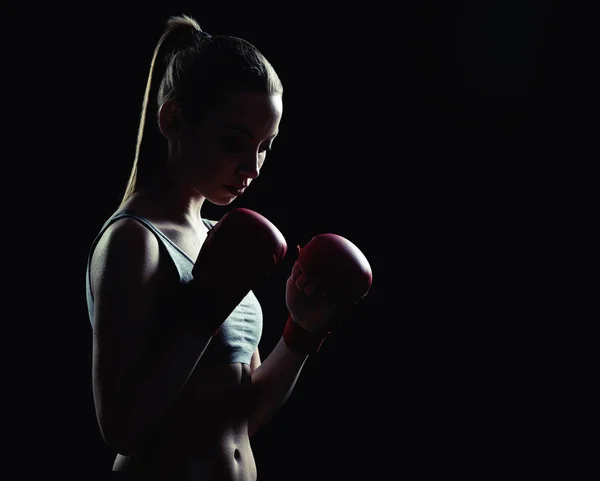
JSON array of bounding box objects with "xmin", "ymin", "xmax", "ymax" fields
[
  {"xmin": 113, "ymin": 363, "xmax": 255, "ymax": 479},
  {"xmin": 113, "ymin": 424, "xmax": 255, "ymax": 481}
]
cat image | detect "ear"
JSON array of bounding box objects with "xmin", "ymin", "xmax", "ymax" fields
[{"xmin": 158, "ymin": 99, "xmax": 184, "ymax": 140}]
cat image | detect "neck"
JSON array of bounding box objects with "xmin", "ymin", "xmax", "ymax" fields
[{"xmin": 133, "ymin": 174, "xmax": 207, "ymax": 231}]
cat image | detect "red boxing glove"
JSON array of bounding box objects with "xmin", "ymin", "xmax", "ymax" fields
[
  {"xmin": 283, "ymin": 233, "xmax": 372, "ymax": 354},
  {"xmin": 189, "ymin": 208, "xmax": 287, "ymax": 333},
  {"xmin": 297, "ymin": 233, "xmax": 372, "ymax": 304}
]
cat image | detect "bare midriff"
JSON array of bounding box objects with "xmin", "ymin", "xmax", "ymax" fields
[{"xmin": 113, "ymin": 362, "xmax": 258, "ymax": 481}]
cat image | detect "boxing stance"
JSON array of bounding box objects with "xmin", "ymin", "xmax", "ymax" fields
[{"xmin": 85, "ymin": 14, "xmax": 371, "ymax": 481}]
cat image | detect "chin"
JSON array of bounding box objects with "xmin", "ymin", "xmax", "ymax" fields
[{"xmin": 208, "ymin": 196, "xmax": 237, "ymax": 207}]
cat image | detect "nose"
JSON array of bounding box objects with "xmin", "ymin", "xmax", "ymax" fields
[{"xmin": 237, "ymin": 154, "xmax": 261, "ymax": 180}]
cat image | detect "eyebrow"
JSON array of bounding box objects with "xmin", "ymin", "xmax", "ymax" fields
[{"xmin": 225, "ymin": 124, "xmax": 278, "ymax": 141}]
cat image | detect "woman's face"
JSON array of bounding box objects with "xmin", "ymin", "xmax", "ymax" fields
[{"xmin": 177, "ymin": 90, "xmax": 283, "ymax": 205}]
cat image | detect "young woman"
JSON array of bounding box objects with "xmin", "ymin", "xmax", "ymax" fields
[{"xmin": 85, "ymin": 14, "xmax": 371, "ymax": 481}]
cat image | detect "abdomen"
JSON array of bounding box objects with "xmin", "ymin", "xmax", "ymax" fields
[{"xmin": 113, "ymin": 362, "xmax": 257, "ymax": 480}]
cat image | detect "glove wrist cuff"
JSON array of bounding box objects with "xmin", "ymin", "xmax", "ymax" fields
[{"xmin": 283, "ymin": 314, "xmax": 330, "ymax": 355}]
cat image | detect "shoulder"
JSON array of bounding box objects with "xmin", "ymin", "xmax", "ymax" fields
[
  {"xmin": 98, "ymin": 215, "xmax": 160, "ymax": 255},
  {"xmin": 91, "ymin": 215, "xmax": 162, "ymax": 281}
]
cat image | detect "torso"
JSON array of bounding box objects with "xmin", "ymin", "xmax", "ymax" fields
[
  {"xmin": 110, "ymin": 197, "xmax": 258, "ymax": 481},
  {"xmin": 113, "ymin": 363, "xmax": 257, "ymax": 481}
]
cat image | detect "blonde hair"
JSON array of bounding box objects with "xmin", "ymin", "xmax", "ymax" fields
[{"xmin": 120, "ymin": 14, "xmax": 283, "ymax": 207}]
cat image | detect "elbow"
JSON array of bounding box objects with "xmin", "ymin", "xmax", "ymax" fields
[
  {"xmin": 247, "ymin": 420, "xmax": 259, "ymax": 438},
  {"xmin": 247, "ymin": 394, "xmax": 270, "ymax": 438},
  {"xmin": 246, "ymin": 384, "xmax": 262, "ymax": 438},
  {"xmin": 95, "ymin": 402, "xmax": 142, "ymax": 456},
  {"xmin": 98, "ymin": 420, "xmax": 141, "ymax": 456},
  {"xmin": 93, "ymin": 380, "xmax": 145, "ymax": 455},
  {"xmin": 96, "ymin": 415, "xmax": 133, "ymax": 455},
  {"xmin": 111, "ymin": 442, "xmax": 138, "ymax": 457}
]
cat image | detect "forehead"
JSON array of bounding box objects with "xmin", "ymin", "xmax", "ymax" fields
[{"xmin": 213, "ymin": 90, "xmax": 282, "ymax": 138}]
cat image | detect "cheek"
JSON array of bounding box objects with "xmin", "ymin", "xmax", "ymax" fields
[
  {"xmin": 179, "ymin": 134, "xmax": 206, "ymax": 164},
  {"xmin": 181, "ymin": 139, "xmax": 228, "ymax": 178},
  {"xmin": 180, "ymin": 134, "xmax": 206, "ymax": 159}
]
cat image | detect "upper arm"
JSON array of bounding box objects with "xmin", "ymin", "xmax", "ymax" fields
[
  {"xmin": 250, "ymin": 348, "xmax": 261, "ymax": 373},
  {"xmin": 89, "ymin": 218, "xmax": 164, "ymax": 432}
]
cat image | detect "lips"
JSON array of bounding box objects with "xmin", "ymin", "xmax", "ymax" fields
[{"xmin": 225, "ymin": 185, "xmax": 246, "ymax": 196}]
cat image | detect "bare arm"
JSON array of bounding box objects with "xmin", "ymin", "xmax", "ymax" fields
[
  {"xmin": 247, "ymin": 338, "xmax": 309, "ymax": 436},
  {"xmin": 90, "ymin": 219, "xmax": 218, "ymax": 455},
  {"xmin": 247, "ymin": 233, "xmax": 371, "ymax": 436},
  {"xmin": 247, "ymin": 262, "xmax": 337, "ymax": 436},
  {"xmin": 92, "ymin": 208, "xmax": 289, "ymax": 453}
]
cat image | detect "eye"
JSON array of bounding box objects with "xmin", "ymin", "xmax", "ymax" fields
[{"xmin": 221, "ymin": 134, "xmax": 245, "ymax": 154}]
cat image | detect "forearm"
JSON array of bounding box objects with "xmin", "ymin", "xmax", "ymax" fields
[
  {"xmin": 122, "ymin": 331, "xmax": 212, "ymax": 444},
  {"xmin": 106, "ymin": 323, "xmax": 213, "ymax": 454},
  {"xmin": 109, "ymin": 286, "xmax": 239, "ymax": 454},
  {"xmin": 248, "ymin": 336, "xmax": 309, "ymax": 436}
]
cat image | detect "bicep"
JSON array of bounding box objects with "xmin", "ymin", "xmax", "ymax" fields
[{"xmin": 90, "ymin": 220, "xmax": 163, "ymax": 409}]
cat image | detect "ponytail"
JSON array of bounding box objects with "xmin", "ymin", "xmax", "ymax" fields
[{"xmin": 120, "ymin": 15, "xmax": 205, "ymax": 207}]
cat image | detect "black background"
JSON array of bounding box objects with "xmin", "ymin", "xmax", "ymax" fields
[{"xmin": 7, "ymin": 1, "xmax": 591, "ymax": 479}]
